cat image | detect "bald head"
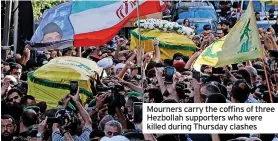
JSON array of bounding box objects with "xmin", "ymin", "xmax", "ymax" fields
[{"xmin": 21, "ymin": 109, "xmax": 38, "ymax": 128}]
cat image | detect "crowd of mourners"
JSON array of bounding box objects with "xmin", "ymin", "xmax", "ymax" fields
[{"xmin": 1, "ymin": 2, "xmax": 278, "ymax": 141}]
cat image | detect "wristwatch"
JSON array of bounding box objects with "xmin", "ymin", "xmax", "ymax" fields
[{"xmin": 36, "ymin": 132, "xmax": 44, "ymax": 138}]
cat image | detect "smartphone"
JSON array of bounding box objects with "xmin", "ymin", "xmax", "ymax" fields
[
  {"xmin": 212, "ymin": 67, "xmax": 225, "ymax": 74},
  {"xmin": 192, "ymin": 70, "xmax": 201, "ymax": 82},
  {"xmin": 70, "ymin": 81, "xmax": 78, "ymax": 95},
  {"xmin": 164, "ymin": 67, "xmax": 176, "ymax": 84},
  {"xmin": 133, "ymin": 102, "xmax": 143, "ymax": 124}
]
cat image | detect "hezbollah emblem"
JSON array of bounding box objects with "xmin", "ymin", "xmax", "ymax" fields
[{"xmin": 238, "ymin": 18, "xmax": 257, "ymax": 53}]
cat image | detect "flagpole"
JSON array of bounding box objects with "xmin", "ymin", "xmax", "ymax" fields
[
  {"xmin": 263, "ymin": 58, "xmax": 274, "ymax": 103},
  {"xmin": 136, "ymin": 0, "xmax": 144, "ymax": 90},
  {"xmin": 260, "ymin": 1, "xmax": 271, "ymax": 28},
  {"xmin": 252, "ymin": 0, "xmax": 274, "ymax": 103}
]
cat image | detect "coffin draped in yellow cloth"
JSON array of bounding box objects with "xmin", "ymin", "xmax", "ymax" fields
[
  {"xmin": 130, "ymin": 28, "xmax": 197, "ymax": 60},
  {"xmin": 27, "ymin": 57, "xmax": 106, "ymax": 108}
]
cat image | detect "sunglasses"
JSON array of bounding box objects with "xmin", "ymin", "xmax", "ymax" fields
[{"xmin": 107, "ymin": 131, "xmax": 120, "ymax": 136}]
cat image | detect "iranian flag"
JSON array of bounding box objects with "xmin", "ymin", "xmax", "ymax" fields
[{"xmin": 70, "ymin": 0, "xmax": 166, "ymax": 47}]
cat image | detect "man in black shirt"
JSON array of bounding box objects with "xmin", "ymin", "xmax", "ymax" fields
[
  {"xmin": 264, "ymin": 9, "xmax": 275, "ymax": 20},
  {"xmin": 219, "ymin": 1, "xmax": 231, "ymax": 17},
  {"xmin": 272, "ymin": 16, "xmax": 278, "ymax": 35}
]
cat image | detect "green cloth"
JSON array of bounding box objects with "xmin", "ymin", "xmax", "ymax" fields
[
  {"xmin": 127, "ymin": 91, "xmax": 143, "ymax": 97},
  {"xmin": 88, "ymin": 98, "xmax": 96, "ymax": 107},
  {"xmin": 58, "ymin": 100, "xmax": 76, "ymax": 111},
  {"xmin": 24, "ymin": 106, "xmax": 40, "ymax": 112}
]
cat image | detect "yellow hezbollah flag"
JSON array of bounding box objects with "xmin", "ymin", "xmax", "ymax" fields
[
  {"xmin": 193, "ymin": 1, "xmax": 263, "ymax": 71},
  {"xmin": 27, "ymin": 57, "xmax": 106, "ymax": 108},
  {"xmin": 130, "ymin": 28, "xmax": 197, "ymax": 60},
  {"xmin": 260, "ymin": 0, "xmax": 278, "ymax": 5}
]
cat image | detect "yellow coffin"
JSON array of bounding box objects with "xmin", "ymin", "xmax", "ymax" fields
[
  {"xmin": 130, "ymin": 28, "xmax": 197, "ymax": 60},
  {"xmin": 27, "ymin": 56, "xmax": 105, "ymax": 108}
]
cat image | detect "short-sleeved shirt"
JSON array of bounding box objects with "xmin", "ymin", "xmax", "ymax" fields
[{"xmin": 52, "ymin": 125, "xmax": 92, "ymax": 141}]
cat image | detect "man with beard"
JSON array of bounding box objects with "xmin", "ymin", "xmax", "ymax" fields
[
  {"xmin": 215, "ymin": 28, "xmax": 225, "ymax": 40},
  {"xmin": 1, "ymin": 114, "xmax": 17, "ymax": 141},
  {"xmin": 221, "ymin": 20, "xmax": 230, "ymax": 35}
]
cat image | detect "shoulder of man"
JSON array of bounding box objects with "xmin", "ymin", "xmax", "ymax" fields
[{"xmin": 78, "ymin": 125, "xmax": 92, "ymax": 140}]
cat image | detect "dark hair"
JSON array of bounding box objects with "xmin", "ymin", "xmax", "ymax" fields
[
  {"xmin": 89, "ymin": 129, "xmax": 105, "ymax": 139},
  {"xmin": 253, "ymin": 63, "xmax": 263, "ymax": 70},
  {"xmin": 255, "ymin": 12, "xmax": 260, "ymax": 15},
  {"xmin": 260, "ymin": 134, "xmax": 275, "ymax": 141},
  {"xmin": 36, "ymin": 101, "xmax": 47, "ymax": 114},
  {"xmin": 231, "ymin": 80, "xmax": 250, "ymax": 103},
  {"xmin": 175, "ymin": 81, "xmax": 187, "ymax": 99},
  {"xmin": 269, "ymin": 8, "xmax": 274, "ymax": 13},
  {"xmin": 25, "ymin": 60, "xmax": 36, "ymax": 71},
  {"xmin": 257, "ymin": 69, "xmax": 266, "ymax": 81},
  {"xmin": 157, "ymin": 134, "xmax": 179, "ymax": 141},
  {"xmin": 182, "ymin": 56, "xmax": 189, "ymax": 63},
  {"xmin": 161, "ymin": 99, "xmax": 178, "ymax": 103},
  {"xmin": 173, "ymin": 52, "xmax": 184, "ymax": 60},
  {"xmin": 233, "ymin": 73, "xmax": 243, "ymax": 79},
  {"xmin": 1, "ymin": 114, "xmax": 16, "ymax": 125},
  {"xmin": 237, "ymin": 69, "xmax": 252, "ymax": 86},
  {"xmin": 6, "ymin": 58, "xmax": 16, "ymax": 63},
  {"xmin": 45, "ymin": 108, "xmax": 58, "ymax": 118},
  {"xmin": 145, "ymin": 61, "xmax": 156, "ymax": 76},
  {"xmin": 13, "ymin": 81, "xmax": 28, "ymax": 95},
  {"xmin": 221, "ymin": 20, "xmax": 230, "ymax": 26},
  {"xmin": 42, "ymin": 22, "xmax": 63, "ymax": 37},
  {"xmin": 5, "ymin": 104, "xmax": 23, "ymax": 122},
  {"xmin": 21, "ymin": 109, "xmax": 38, "ymax": 128},
  {"xmin": 124, "ymin": 132, "xmax": 145, "ymax": 141},
  {"xmin": 205, "ymin": 84, "xmax": 221, "ymax": 94},
  {"xmin": 147, "ymin": 88, "xmax": 163, "ymax": 103},
  {"xmin": 9, "ymin": 63, "xmax": 22, "ymax": 74},
  {"xmin": 20, "ymin": 95, "xmax": 35, "ymax": 106},
  {"xmin": 7, "ymin": 88, "xmax": 23, "ymax": 98},
  {"xmin": 217, "ymin": 28, "xmax": 223, "ymax": 32},
  {"xmin": 205, "ymin": 93, "xmax": 226, "ymax": 103},
  {"xmin": 263, "ymin": 91, "xmax": 273, "ymax": 103},
  {"xmin": 127, "ymin": 96, "xmax": 140, "ymax": 104},
  {"xmin": 204, "ymin": 75, "xmax": 222, "ymax": 84},
  {"xmin": 163, "ymin": 59, "xmax": 173, "ymax": 67},
  {"xmin": 203, "ymin": 24, "xmax": 211, "ymax": 30},
  {"xmin": 219, "ymin": 84, "xmax": 228, "ymax": 98}
]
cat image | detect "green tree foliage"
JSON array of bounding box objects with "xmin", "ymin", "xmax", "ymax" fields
[{"xmin": 32, "ymin": 0, "xmax": 66, "ymax": 21}]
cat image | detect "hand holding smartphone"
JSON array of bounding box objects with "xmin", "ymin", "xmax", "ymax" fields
[
  {"xmin": 133, "ymin": 102, "xmax": 143, "ymax": 124},
  {"xmin": 70, "ymin": 81, "xmax": 78, "ymax": 95},
  {"xmin": 164, "ymin": 67, "xmax": 176, "ymax": 84}
]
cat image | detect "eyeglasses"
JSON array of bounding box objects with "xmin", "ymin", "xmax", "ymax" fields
[{"xmin": 106, "ymin": 131, "xmax": 120, "ymax": 136}]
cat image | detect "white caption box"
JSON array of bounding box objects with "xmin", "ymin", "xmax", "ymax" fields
[{"xmin": 142, "ymin": 103, "xmax": 278, "ymax": 134}]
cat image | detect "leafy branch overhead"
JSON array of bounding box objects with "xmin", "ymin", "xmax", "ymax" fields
[{"xmin": 32, "ymin": 0, "xmax": 66, "ymax": 21}]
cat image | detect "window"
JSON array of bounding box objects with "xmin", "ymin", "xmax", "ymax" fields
[
  {"xmin": 243, "ymin": 1, "xmax": 261, "ymax": 12},
  {"xmin": 265, "ymin": 4, "xmax": 275, "ymax": 12}
]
